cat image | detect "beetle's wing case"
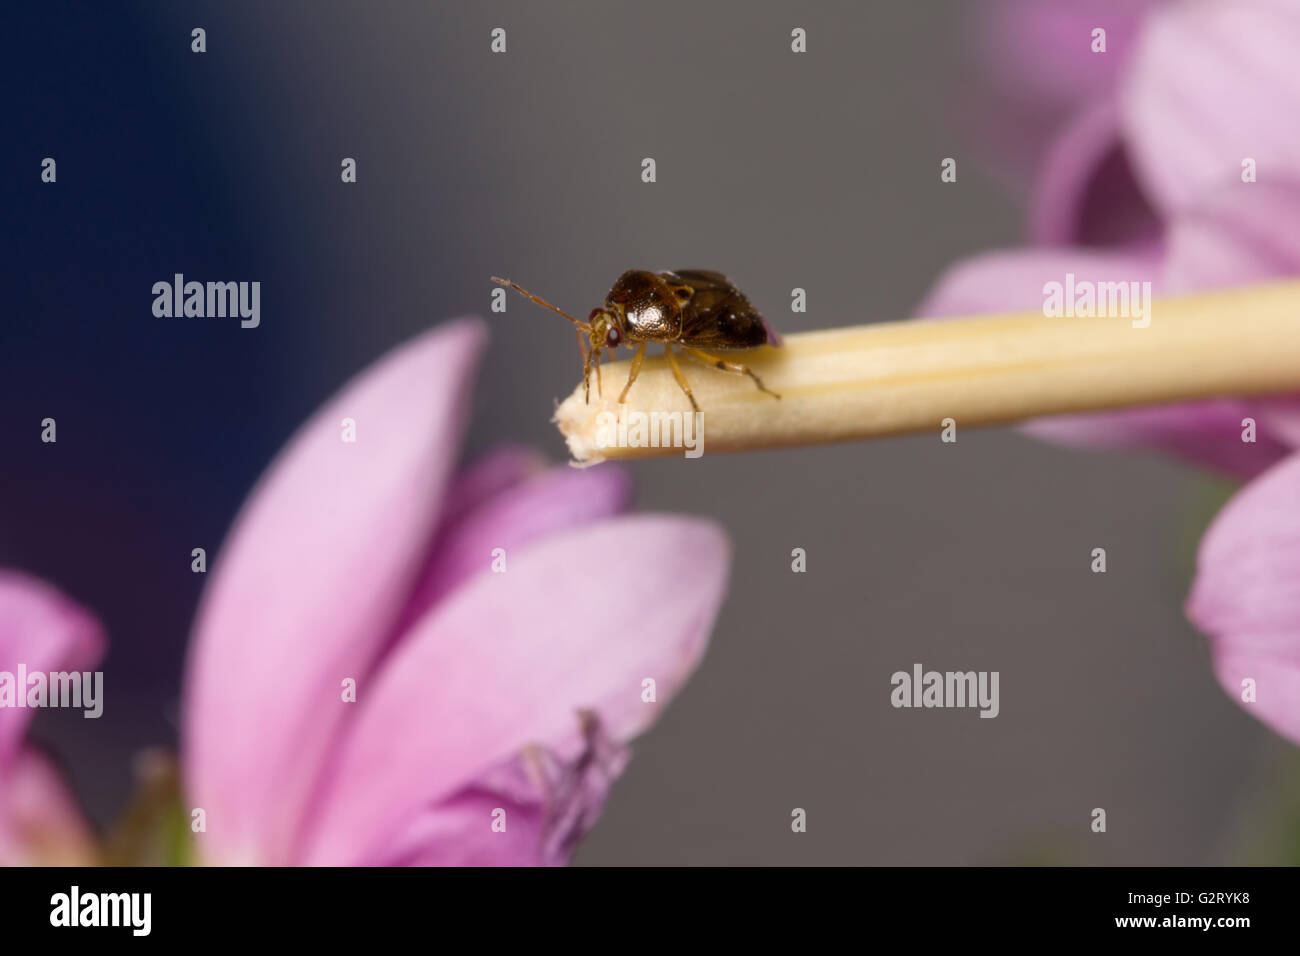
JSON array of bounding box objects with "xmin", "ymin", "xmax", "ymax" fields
[{"xmin": 664, "ymin": 269, "xmax": 781, "ymax": 350}]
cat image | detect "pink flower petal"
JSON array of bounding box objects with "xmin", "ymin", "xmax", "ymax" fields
[
  {"xmin": 1122, "ymin": 0, "xmax": 1300, "ymax": 216},
  {"xmin": 0, "ymin": 571, "xmax": 104, "ymax": 771},
  {"xmin": 1020, "ymin": 401, "xmax": 1291, "ymax": 480},
  {"xmin": 1163, "ymin": 179, "xmax": 1300, "ymax": 291},
  {"xmin": 915, "ymin": 246, "xmax": 1161, "ymax": 321},
  {"xmin": 391, "ymin": 461, "xmax": 634, "ymax": 635},
  {"xmin": 436, "ymin": 445, "xmax": 548, "ymax": 521},
  {"xmin": 1187, "ymin": 452, "xmax": 1300, "ymax": 743},
  {"xmin": 380, "ymin": 713, "xmax": 629, "ymax": 866},
  {"xmin": 296, "ymin": 514, "xmax": 729, "ymax": 865},
  {"xmin": 380, "ymin": 787, "xmax": 548, "ymax": 867},
  {"xmin": 1261, "ymin": 397, "xmax": 1300, "ymax": 448},
  {"xmin": 0, "ymin": 748, "xmax": 98, "ymax": 866},
  {"xmin": 1030, "ymin": 98, "xmax": 1160, "ymax": 246},
  {"xmin": 182, "ymin": 319, "xmax": 486, "ymax": 866}
]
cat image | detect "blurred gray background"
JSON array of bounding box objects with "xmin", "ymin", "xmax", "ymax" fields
[{"xmin": 10, "ymin": 0, "xmax": 1293, "ymax": 865}]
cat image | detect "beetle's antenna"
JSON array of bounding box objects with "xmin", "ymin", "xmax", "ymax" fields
[{"xmin": 491, "ymin": 277, "xmax": 591, "ymax": 330}]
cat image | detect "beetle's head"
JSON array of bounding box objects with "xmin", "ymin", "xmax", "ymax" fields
[{"xmin": 588, "ymin": 307, "xmax": 623, "ymax": 350}]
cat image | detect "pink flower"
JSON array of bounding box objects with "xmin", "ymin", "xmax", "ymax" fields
[
  {"xmin": 928, "ymin": 0, "xmax": 1300, "ymax": 744},
  {"xmin": 1188, "ymin": 454, "xmax": 1300, "ymax": 744},
  {"xmin": 0, "ymin": 573, "xmax": 104, "ymax": 865},
  {"xmin": 1, "ymin": 318, "xmax": 731, "ymax": 865},
  {"xmin": 922, "ymin": 0, "xmax": 1300, "ymax": 478}
]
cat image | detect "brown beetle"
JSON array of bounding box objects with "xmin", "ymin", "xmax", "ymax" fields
[{"xmin": 491, "ymin": 269, "xmax": 782, "ymax": 412}]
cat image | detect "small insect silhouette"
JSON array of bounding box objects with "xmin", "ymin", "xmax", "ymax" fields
[{"xmin": 491, "ymin": 269, "xmax": 783, "ymax": 412}]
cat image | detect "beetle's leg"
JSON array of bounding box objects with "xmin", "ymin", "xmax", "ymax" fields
[
  {"xmin": 583, "ymin": 346, "xmax": 603, "ymax": 400},
  {"xmin": 618, "ymin": 342, "xmax": 647, "ymax": 404},
  {"xmin": 578, "ymin": 329, "xmax": 592, "ymax": 403},
  {"xmin": 664, "ymin": 347, "xmax": 701, "ymax": 413},
  {"xmin": 583, "ymin": 347, "xmax": 603, "ymax": 404},
  {"xmin": 684, "ymin": 348, "xmax": 780, "ymax": 399}
]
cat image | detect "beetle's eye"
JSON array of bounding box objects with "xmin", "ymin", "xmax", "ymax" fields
[
  {"xmin": 606, "ymin": 327, "xmax": 621, "ymax": 348},
  {"xmin": 675, "ymin": 287, "xmax": 692, "ymax": 300}
]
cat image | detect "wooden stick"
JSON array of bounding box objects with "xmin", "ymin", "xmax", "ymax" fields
[{"xmin": 553, "ymin": 279, "xmax": 1300, "ymax": 463}]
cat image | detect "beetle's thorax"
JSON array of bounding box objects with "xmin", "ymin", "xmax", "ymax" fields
[{"xmin": 606, "ymin": 270, "xmax": 682, "ymax": 342}]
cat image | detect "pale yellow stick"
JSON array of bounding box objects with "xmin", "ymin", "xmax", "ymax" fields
[{"xmin": 554, "ymin": 279, "xmax": 1300, "ymax": 463}]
